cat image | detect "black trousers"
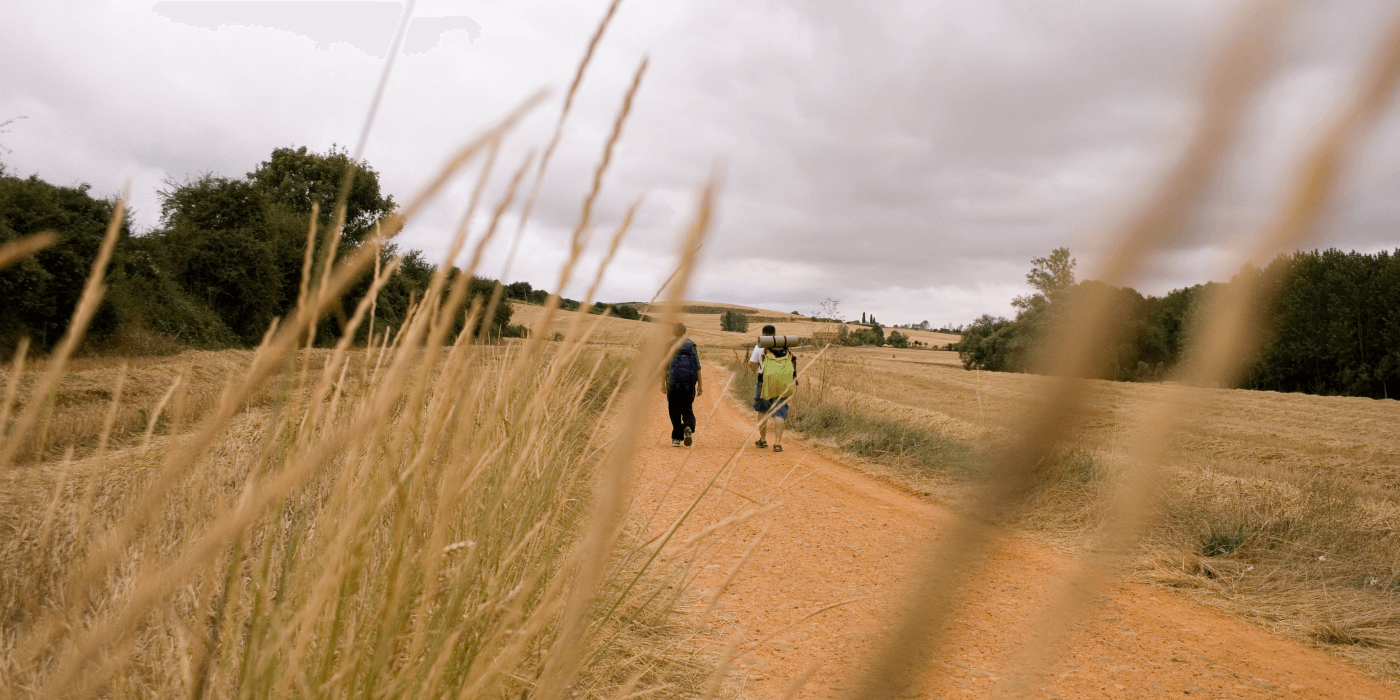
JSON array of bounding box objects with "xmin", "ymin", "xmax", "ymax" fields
[{"xmin": 667, "ymin": 383, "xmax": 697, "ymax": 441}]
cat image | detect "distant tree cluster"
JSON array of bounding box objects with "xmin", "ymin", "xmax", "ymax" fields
[
  {"xmin": 0, "ymin": 146, "xmax": 576, "ymax": 355},
  {"xmin": 953, "ymin": 247, "xmax": 1400, "ymax": 399},
  {"xmin": 589, "ymin": 302, "xmax": 640, "ymax": 320},
  {"xmin": 504, "ymin": 281, "xmax": 549, "ymax": 305},
  {"xmin": 720, "ymin": 309, "xmax": 749, "ymax": 333}
]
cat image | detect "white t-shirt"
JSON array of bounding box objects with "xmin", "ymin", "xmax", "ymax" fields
[{"xmin": 749, "ymin": 345, "xmax": 764, "ymax": 364}]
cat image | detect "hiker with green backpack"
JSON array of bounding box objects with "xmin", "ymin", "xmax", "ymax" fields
[{"xmin": 748, "ymin": 324, "xmax": 798, "ymax": 452}]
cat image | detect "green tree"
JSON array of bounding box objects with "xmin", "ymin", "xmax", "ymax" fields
[
  {"xmin": 0, "ymin": 175, "xmax": 128, "ymax": 352},
  {"xmin": 887, "ymin": 330, "xmax": 909, "ymax": 348},
  {"xmin": 720, "ymin": 309, "xmax": 749, "ymax": 332},
  {"xmin": 611, "ymin": 304, "xmax": 641, "ymax": 320},
  {"xmin": 954, "ymin": 315, "xmax": 1019, "ymax": 370},
  {"xmin": 1013, "ymin": 247, "xmax": 1076, "ymax": 311},
  {"xmin": 152, "ymin": 146, "xmax": 398, "ymax": 346},
  {"xmin": 249, "ymin": 145, "xmax": 396, "ymax": 245}
]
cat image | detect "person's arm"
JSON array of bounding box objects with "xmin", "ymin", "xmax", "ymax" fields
[
  {"xmin": 696, "ymin": 366, "xmax": 703, "ymax": 396},
  {"xmin": 792, "ymin": 354, "xmax": 799, "ymax": 384},
  {"xmin": 748, "ymin": 346, "xmax": 762, "ymax": 373}
]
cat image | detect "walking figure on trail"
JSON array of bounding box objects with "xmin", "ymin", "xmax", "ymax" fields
[
  {"xmin": 663, "ymin": 322, "xmax": 702, "ymax": 446},
  {"xmin": 749, "ymin": 324, "xmax": 797, "ymax": 453}
]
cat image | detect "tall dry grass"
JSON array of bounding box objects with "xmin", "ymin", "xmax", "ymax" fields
[
  {"xmin": 7, "ymin": 1, "xmax": 1400, "ymax": 698},
  {"xmin": 0, "ymin": 3, "xmax": 745, "ymax": 697}
]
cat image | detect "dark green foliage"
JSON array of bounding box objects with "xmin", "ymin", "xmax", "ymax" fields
[
  {"xmin": 952, "ymin": 315, "xmax": 1018, "ymax": 369},
  {"xmin": 152, "ymin": 146, "xmax": 397, "ymax": 345},
  {"xmin": 847, "ymin": 328, "xmax": 880, "ymax": 346},
  {"xmin": 886, "ymin": 330, "xmax": 909, "ymax": 348},
  {"xmin": 586, "ymin": 302, "xmax": 639, "ymax": 320},
  {"xmin": 1245, "ymin": 249, "xmax": 1400, "ymax": 398},
  {"xmin": 0, "ymin": 174, "xmax": 128, "ymax": 352},
  {"xmin": 106, "ymin": 251, "xmax": 237, "ymax": 348},
  {"xmin": 504, "ymin": 281, "xmax": 549, "ymax": 305},
  {"xmin": 960, "ymin": 247, "xmax": 1400, "ymax": 399},
  {"xmin": 446, "ymin": 275, "xmax": 513, "ymax": 339},
  {"xmin": 720, "ymin": 309, "xmax": 748, "ymax": 333},
  {"xmin": 247, "ymin": 145, "xmax": 396, "ymax": 245},
  {"xmin": 0, "ymin": 152, "xmax": 545, "ymax": 355}
]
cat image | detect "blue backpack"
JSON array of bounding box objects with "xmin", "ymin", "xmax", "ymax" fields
[{"xmin": 668, "ymin": 339, "xmax": 699, "ymax": 387}]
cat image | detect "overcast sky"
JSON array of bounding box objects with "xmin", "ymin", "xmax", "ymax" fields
[{"xmin": 5, "ymin": 1, "xmax": 1400, "ymax": 326}]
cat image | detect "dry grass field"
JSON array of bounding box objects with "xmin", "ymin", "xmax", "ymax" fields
[
  {"xmin": 764, "ymin": 345, "xmax": 1400, "ymax": 686},
  {"xmin": 8, "ymin": 2, "xmax": 1400, "ymax": 697},
  {"xmin": 0, "ymin": 338, "xmax": 736, "ymax": 698},
  {"xmin": 510, "ymin": 302, "xmax": 961, "ymax": 350},
  {"xmin": 513, "ymin": 301, "xmax": 1400, "ymax": 686}
]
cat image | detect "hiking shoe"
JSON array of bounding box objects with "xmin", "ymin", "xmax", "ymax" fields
[
  {"xmin": 773, "ymin": 444, "xmax": 783, "ymax": 453},
  {"xmin": 755, "ymin": 439, "xmax": 768, "ymax": 448},
  {"xmin": 672, "ymin": 439, "xmax": 682, "ymax": 446},
  {"xmin": 683, "ymin": 427, "xmax": 693, "ymax": 446}
]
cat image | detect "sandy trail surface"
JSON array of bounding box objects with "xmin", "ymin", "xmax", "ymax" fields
[{"xmin": 631, "ymin": 364, "xmax": 1400, "ymax": 700}]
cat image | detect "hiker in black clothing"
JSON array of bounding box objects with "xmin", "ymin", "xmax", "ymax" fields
[{"xmin": 662, "ymin": 322, "xmax": 703, "ymax": 446}]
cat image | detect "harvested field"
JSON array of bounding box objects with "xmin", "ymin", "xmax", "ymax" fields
[
  {"xmin": 511, "ymin": 302, "xmax": 961, "ymax": 350},
  {"xmin": 766, "ymin": 344, "xmax": 1400, "ymax": 686}
]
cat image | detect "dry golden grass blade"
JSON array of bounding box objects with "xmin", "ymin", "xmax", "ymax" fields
[
  {"xmin": 15, "ymin": 103, "xmax": 544, "ymax": 698},
  {"xmin": 847, "ymin": 4, "xmax": 1295, "ymax": 699},
  {"xmin": 558, "ymin": 195, "xmax": 644, "ymax": 346},
  {"xmin": 378, "ymin": 90, "xmax": 546, "ymax": 242},
  {"xmin": 0, "ymin": 194, "xmax": 124, "ymax": 469},
  {"xmin": 462, "ymin": 148, "xmax": 536, "ymax": 344},
  {"xmin": 296, "ymin": 202, "xmax": 320, "ymax": 313},
  {"xmin": 983, "ymin": 13, "xmax": 1400, "ymax": 694},
  {"xmin": 0, "ymin": 231, "xmax": 56, "ymax": 271},
  {"xmin": 702, "ymin": 525, "xmax": 769, "ymax": 617},
  {"xmin": 0, "ymin": 337, "xmax": 30, "ymax": 454},
  {"xmin": 503, "ymin": 0, "xmax": 625, "ymax": 280},
  {"xmin": 543, "ymin": 56, "xmax": 648, "ymax": 321},
  {"xmin": 1183, "ymin": 8, "xmax": 1400, "ymax": 390},
  {"xmin": 980, "ymin": 6, "xmax": 1400, "ymax": 700},
  {"xmin": 778, "ymin": 661, "xmax": 822, "ymax": 700},
  {"xmin": 537, "ymin": 178, "xmax": 713, "ymax": 700}
]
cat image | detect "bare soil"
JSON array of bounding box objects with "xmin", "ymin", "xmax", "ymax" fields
[{"xmin": 632, "ymin": 364, "xmax": 1400, "ymax": 699}]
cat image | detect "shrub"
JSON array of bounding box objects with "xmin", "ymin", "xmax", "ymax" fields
[
  {"xmin": 720, "ymin": 309, "xmax": 749, "ymax": 332},
  {"xmin": 849, "ymin": 328, "xmax": 879, "ymax": 346},
  {"xmin": 887, "ymin": 330, "xmax": 909, "ymax": 348},
  {"xmin": 0, "ymin": 174, "xmax": 129, "ymax": 352}
]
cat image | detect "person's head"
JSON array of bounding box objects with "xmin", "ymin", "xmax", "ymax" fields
[
  {"xmin": 762, "ymin": 324, "xmax": 776, "ymax": 336},
  {"xmin": 673, "ymin": 322, "xmax": 687, "ymax": 338}
]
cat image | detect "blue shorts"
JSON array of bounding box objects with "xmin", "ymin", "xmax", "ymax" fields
[
  {"xmin": 754, "ymin": 374, "xmax": 790, "ymax": 419},
  {"xmin": 756, "ymin": 380, "xmax": 789, "ymax": 417},
  {"xmin": 753, "ymin": 397, "xmax": 790, "ymax": 420}
]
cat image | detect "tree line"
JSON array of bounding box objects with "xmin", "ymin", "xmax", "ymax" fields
[
  {"xmin": 0, "ymin": 147, "xmax": 599, "ymax": 356},
  {"xmin": 954, "ymin": 248, "xmax": 1400, "ymax": 399}
]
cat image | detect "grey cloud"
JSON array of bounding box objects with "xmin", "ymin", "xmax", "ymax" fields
[{"xmin": 7, "ymin": 0, "xmax": 1400, "ymax": 328}]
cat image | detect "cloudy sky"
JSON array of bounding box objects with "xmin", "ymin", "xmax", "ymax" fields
[{"xmin": 5, "ymin": 1, "xmax": 1400, "ymax": 327}]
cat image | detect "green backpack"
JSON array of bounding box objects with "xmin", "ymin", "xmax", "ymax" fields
[{"xmin": 760, "ymin": 349, "xmax": 795, "ymax": 400}]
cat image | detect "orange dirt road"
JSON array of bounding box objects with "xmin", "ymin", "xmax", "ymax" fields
[{"xmin": 631, "ymin": 364, "xmax": 1400, "ymax": 700}]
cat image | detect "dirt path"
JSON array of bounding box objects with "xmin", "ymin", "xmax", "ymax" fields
[{"xmin": 631, "ymin": 364, "xmax": 1400, "ymax": 700}]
